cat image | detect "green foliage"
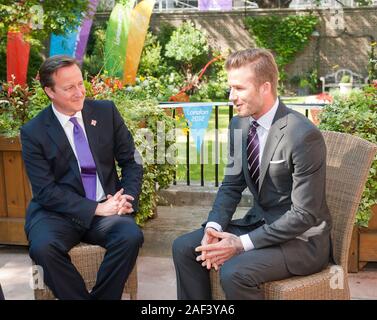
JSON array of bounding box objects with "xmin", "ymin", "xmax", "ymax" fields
[
  {"xmin": 82, "ymin": 27, "xmax": 107, "ymax": 78},
  {"xmin": 115, "ymin": 98, "xmax": 176, "ymax": 225},
  {"xmin": 319, "ymin": 85, "xmax": 377, "ymax": 226},
  {"xmin": 0, "ymin": 78, "xmax": 48, "ymax": 137},
  {"xmin": 156, "ymin": 22, "xmax": 176, "ymax": 54},
  {"xmin": 165, "ymin": 21, "xmax": 210, "ymax": 77},
  {"xmin": 245, "ymin": 14, "xmax": 319, "ymax": 81},
  {"xmin": 124, "ymin": 74, "xmax": 182, "ymax": 102},
  {"xmin": 0, "ymin": 77, "xmax": 32, "ymax": 137},
  {"xmin": 340, "ymin": 75, "xmax": 351, "ymax": 83},
  {"xmin": 138, "ymin": 33, "xmax": 164, "ymax": 77},
  {"xmin": 190, "ymin": 60, "xmax": 229, "ymax": 102},
  {"xmin": 368, "ymin": 41, "xmax": 377, "ymax": 81}
]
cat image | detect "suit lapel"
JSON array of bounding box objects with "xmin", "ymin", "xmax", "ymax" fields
[
  {"xmin": 45, "ymin": 106, "xmax": 82, "ymax": 184},
  {"xmin": 82, "ymin": 102, "xmax": 105, "ymax": 188},
  {"xmin": 258, "ymin": 102, "xmax": 288, "ymax": 193}
]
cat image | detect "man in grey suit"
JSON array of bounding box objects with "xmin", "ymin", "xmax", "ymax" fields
[{"xmin": 172, "ymin": 48, "xmax": 331, "ymax": 300}]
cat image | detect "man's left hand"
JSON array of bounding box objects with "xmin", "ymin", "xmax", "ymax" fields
[
  {"xmin": 107, "ymin": 192, "xmax": 134, "ymax": 215},
  {"xmin": 195, "ymin": 229, "xmax": 244, "ymax": 269}
]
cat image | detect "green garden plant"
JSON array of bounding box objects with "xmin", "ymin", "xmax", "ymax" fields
[
  {"xmin": 164, "ymin": 21, "xmax": 210, "ymax": 82},
  {"xmin": 319, "ymin": 85, "xmax": 377, "ymax": 226},
  {"xmin": 245, "ymin": 14, "xmax": 319, "ymax": 83},
  {"xmin": 340, "ymin": 75, "xmax": 351, "ymax": 83}
]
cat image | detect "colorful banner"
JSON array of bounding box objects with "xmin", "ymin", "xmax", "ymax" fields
[
  {"xmin": 183, "ymin": 106, "xmax": 213, "ymax": 153},
  {"xmin": 6, "ymin": 30, "xmax": 30, "ymax": 85},
  {"xmin": 198, "ymin": 0, "xmax": 232, "ymax": 11},
  {"xmin": 75, "ymin": 0, "xmax": 100, "ymax": 63},
  {"xmin": 104, "ymin": 1, "xmax": 135, "ymax": 78},
  {"xmin": 123, "ymin": 0, "xmax": 155, "ymax": 85},
  {"xmin": 49, "ymin": 0, "xmax": 99, "ymax": 61},
  {"xmin": 49, "ymin": 31, "xmax": 78, "ymax": 57}
]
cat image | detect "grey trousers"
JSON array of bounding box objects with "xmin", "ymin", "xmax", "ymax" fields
[{"xmin": 172, "ymin": 225, "xmax": 292, "ymax": 300}]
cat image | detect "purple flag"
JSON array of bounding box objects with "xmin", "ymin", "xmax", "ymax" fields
[
  {"xmin": 75, "ymin": 0, "xmax": 100, "ymax": 63},
  {"xmin": 198, "ymin": 0, "xmax": 232, "ymax": 11}
]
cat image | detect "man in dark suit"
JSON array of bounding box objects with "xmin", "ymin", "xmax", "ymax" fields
[
  {"xmin": 21, "ymin": 55, "xmax": 143, "ymax": 299},
  {"xmin": 172, "ymin": 48, "xmax": 331, "ymax": 299}
]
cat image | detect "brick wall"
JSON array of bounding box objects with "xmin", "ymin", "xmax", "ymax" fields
[{"xmin": 147, "ymin": 7, "xmax": 376, "ymax": 79}]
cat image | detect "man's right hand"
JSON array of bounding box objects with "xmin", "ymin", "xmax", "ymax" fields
[
  {"xmin": 196, "ymin": 227, "xmax": 220, "ymax": 270},
  {"xmin": 95, "ymin": 188, "xmax": 124, "ymax": 216}
]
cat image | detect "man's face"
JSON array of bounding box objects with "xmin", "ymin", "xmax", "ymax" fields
[
  {"xmin": 227, "ymin": 65, "xmax": 266, "ymax": 119},
  {"xmin": 45, "ymin": 64, "xmax": 86, "ymax": 116}
]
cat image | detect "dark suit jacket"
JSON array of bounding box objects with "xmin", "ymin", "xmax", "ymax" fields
[
  {"xmin": 21, "ymin": 99, "xmax": 143, "ymax": 234},
  {"xmin": 207, "ymin": 101, "xmax": 332, "ymax": 275}
]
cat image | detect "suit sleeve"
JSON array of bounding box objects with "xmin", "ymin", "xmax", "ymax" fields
[
  {"xmin": 111, "ymin": 103, "xmax": 143, "ymax": 212},
  {"xmin": 20, "ymin": 127, "xmax": 98, "ymax": 229},
  {"xmin": 207, "ymin": 117, "xmax": 247, "ymax": 231},
  {"xmin": 248, "ymin": 129, "xmax": 328, "ymax": 248}
]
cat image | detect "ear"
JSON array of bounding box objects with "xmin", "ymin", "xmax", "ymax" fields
[
  {"xmin": 44, "ymin": 87, "xmax": 55, "ymax": 100},
  {"xmin": 260, "ymin": 82, "xmax": 272, "ymax": 95}
]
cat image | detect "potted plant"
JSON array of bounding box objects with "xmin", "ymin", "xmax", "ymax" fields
[
  {"xmin": 0, "ymin": 78, "xmax": 42, "ymax": 244},
  {"xmin": 339, "ymin": 75, "xmax": 352, "ymax": 95},
  {"xmin": 319, "ymin": 84, "xmax": 377, "ymax": 272}
]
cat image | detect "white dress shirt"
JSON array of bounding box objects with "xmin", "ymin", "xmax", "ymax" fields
[
  {"xmin": 206, "ymin": 98, "xmax": 280, "ymax": 251},
  {"xmin": 52, "ymin": 104, "xmax": 106, "ymax": 202}
]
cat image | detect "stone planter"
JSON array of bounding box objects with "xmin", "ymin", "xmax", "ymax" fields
[
  {"xmin": 348, "ymin": 204, "xmax": 377, "ymax": 272},
  {"xmin": 339, "ymin": 83, "xmax": 353, "ymax": 95},
  {"xmin": 0, "ymin": 136, "xmax": 30, "ymax": 245}
]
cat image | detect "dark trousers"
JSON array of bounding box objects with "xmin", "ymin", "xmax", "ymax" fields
[
  {"xmin": 172, "ymin": 226, "xmax": 292, "ymax": 300},
  {"xmin": 28, "ymin": 213, "xmax": 143, "ymax": 300}
]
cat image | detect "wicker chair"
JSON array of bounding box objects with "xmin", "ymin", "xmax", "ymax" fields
[
  {"xmin": 33, "ymin": 243, "xmax": 138, "ymax": 300},
  {"xmin": 210, "ymin": 131, "xmax": 377, "ymax": 300}
]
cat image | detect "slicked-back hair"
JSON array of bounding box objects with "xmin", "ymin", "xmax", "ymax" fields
[
  {"xmin": 39, "ymin": 55, "xmax": 81, "ymax": 89},
  {"xmin": 225, "ymin": 48, "xmax": 279, "ymax": 96}
]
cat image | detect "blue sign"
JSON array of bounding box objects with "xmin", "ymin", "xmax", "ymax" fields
[{"xmin": 183, "ymin": 106, "xmax": 213, "ymax": 153}]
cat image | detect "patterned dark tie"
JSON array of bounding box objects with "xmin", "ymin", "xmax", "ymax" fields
[
  {"xmin": 69, "ymin": 117, "xmax": 97, "ymax": 201},
  {"xmin": 247, "ymin": 121, "xmax": 260, "ymax": 189}
]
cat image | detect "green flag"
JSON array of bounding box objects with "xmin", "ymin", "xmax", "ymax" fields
[{"xmin": 104, "ymin": 1, "xmax": 135, "ymax": 78}]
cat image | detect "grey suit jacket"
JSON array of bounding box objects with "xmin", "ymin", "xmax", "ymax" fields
[{"xmin": 207, "ymin": 101, "xmax": 332, "ymax": 275}]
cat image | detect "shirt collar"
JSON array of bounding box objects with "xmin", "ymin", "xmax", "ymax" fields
[
  {"xmin": 51, "ymin": 103, "xmax": 83, "ymax": 127},
  {"xmin": 250, "ymin": 97, "xmax": 279, "ymax": 130}
]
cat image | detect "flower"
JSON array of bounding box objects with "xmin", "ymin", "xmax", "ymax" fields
[{"xmin": 315, "ymin": 92, "xmax": 333, "ymax": 103}]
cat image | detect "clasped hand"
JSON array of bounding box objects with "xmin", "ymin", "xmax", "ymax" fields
[
  {"xmin": 195, "ymin": 228, "xmax": 244, "ymax": 271},
  {"xmin": 95, "ymin": 188, "xmax": 134, "ymax": 216}
]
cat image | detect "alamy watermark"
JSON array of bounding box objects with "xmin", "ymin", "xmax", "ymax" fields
[{"xmin": 133, "ymin": 123, "xmax": 244, "ymax": 176}]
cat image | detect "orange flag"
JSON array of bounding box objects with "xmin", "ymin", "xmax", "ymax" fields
[{"xmin": 123, "ymin": 0, "xmax": 155, "ymax": 85}]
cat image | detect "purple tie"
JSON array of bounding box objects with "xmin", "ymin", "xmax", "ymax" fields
[
  {"xmin": 247, "ymin": 121, "xmax": 260, "ymax": 189},
  {"xmin": 69, "ymin": 117, "xmax": 97, "ymax": 201}
]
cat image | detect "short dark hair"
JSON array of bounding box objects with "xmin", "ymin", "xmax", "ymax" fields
[
  {"xmin": 225, "ymin": 48, "xmax": 279, "ymax": 97},
  {"xmin": 39, "ymin": 55, "xmax": 81, "ymax": 89}
]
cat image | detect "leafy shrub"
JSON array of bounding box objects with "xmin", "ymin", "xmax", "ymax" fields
[
  {"xmin": 165, "ymin": 21, "xmax": 210, "ymax": 79},
  {"xmin": 319, "ymin": 85, "xmax": 377, "ymax": 226},
  {"xmin": 245, "ymin": 14, "xmax": 319, "ymax": 82}
]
